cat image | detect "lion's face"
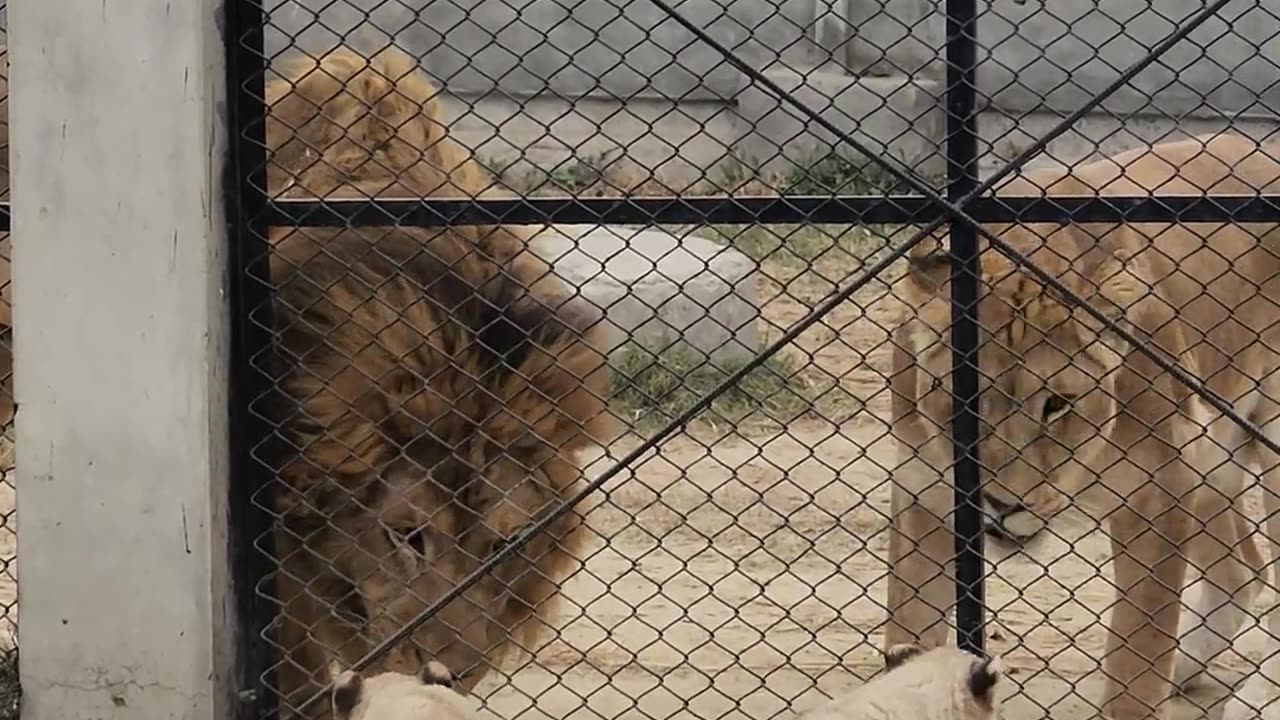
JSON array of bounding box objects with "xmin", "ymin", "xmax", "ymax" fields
[
  {"xmin": 339, "ymin": 447, "xmax": 579, "ymax": 684},
  {"xmin": 900, "ymin": 227, "xmax": 1135, "ymax": 508}
]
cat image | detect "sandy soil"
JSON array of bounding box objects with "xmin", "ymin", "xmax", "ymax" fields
[{"xmin": 470, "ymin": 253, "xmax": 1271, "ymax": 720}]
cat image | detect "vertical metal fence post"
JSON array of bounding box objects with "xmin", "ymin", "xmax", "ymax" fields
[
  {"xmin": 945, "ymin": 0, "xmax": 986, "ymax": 655},
  {"xmin": 223, "ymin": 0, "xmax": 279, "ymax": 716}
]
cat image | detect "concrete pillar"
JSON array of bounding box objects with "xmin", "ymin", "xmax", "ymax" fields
[{"xmin": 9, "ymin": 0, "xmax": 235, "ymax": 718}]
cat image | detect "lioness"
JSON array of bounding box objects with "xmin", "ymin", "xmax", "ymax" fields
[
  {"xmin": 885, "ymin": 133, "xmax": 1280, "ymax": 720},
  {"xmin": 331, "ymin": 661, "xmax": 472, "ymax": 720},
  {"xmin": 795, "ymin": 644, "xmax": 1002, "ymax": 720},
  {"xmin": 263, "ymin": 46, "xmax": 616, "ymax": 717}
]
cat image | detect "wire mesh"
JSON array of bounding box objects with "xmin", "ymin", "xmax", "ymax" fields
[
  {"xmin": 0, "ymin": 6, "xmax": 17, "ymax": 717},
  {"xmin": 224, "ymin": 0, "xmax": 1280, "ymax": 718}
]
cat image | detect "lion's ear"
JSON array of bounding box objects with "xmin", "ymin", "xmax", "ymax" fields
[
  {"xmin": 967, "ymin": 655, "xmax": 1002, "ymax": 707},
  {"xmin": 1074, "ymin": 279, "xmax": 1142, "ymax": 364},
  {"xmin": 883, "ymin": 643, "xmax": 926, "ymax": 670},
  {"xmin": 332, "ymin": 670, "xmax": 364, "ymax": 719},
  {"xmin": 905, "ymin": 245, "xmax": 953, "ymax": 298},
  {"xmin": 1076, "ymin": 230, "xmax": 1148, "ymax": 335},
  {"xmin": 421, "ymin": 660, "xmax": 457, "ymax": 689}
]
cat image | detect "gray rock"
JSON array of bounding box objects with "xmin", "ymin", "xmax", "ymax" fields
[{"xmin": 530, "ymin": 225, "xmax": 762, "ymax": 363}]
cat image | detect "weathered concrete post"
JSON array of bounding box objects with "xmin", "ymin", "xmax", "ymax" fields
[{"xmin": 9, "ymin": 0, "xmax": 236, "ymax": 717}]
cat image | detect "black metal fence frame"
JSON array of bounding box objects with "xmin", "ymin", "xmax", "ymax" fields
[{"xmin": 221, "ymin": 0, "xmax": 1280, "ymax": 713}]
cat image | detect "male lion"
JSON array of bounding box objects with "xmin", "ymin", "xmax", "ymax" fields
[
  {"xmin": 885, "ymin": 133, "xmax": 1280, "ymax": 720},
  {"xmin": 263, "ymin": 47, "xmax": 615, "ymax": 717},
  {"xmin": 795, "ymin": 643, "xmax": 1002, "ymax": 720}
]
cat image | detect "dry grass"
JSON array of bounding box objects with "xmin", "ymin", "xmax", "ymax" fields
[
  {"xmin": 608, "ymin": 340, "xmax": 857, "ymax": 435},
  {"xmin": 480, "ymin": 148, "xmax": 943, "ymax": 198}
]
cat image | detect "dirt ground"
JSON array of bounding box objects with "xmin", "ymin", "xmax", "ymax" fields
[{"xmin": 471, "ymin": 250, "xmax": 1273, "ymax": 720}]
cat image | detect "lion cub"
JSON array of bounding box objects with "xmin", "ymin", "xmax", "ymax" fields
[
  {"xmin": 331, "ymin": 661, "xmax": 474, "ymax": 720},
  {"xmin": 796, "ymin": 644, "xmax": 1003, "ymax": 720}
]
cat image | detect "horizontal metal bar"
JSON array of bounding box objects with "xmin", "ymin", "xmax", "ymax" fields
[{"xmin": 261, "ymin": 195, "xmax": 1280, "ymax": 227}]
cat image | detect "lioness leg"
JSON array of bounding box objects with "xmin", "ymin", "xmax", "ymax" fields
[
  {"xmin": 1175, "ymin": 467, "xmax": 1263, "ymax": 689},
  {"xmin": 884, "ymin": 325, "xmax": 955, "ymax": 650},
  {"xmin": 1225, "ymin": 432, "xmax": 1280, "ymax": 720},
  {"xmin": 884, "ymin": 477, "xmax": 954, "ymax": 650},
  {"xmin": 1102, "ymin": 481, "xmax": 1194, "ymax": 720}
]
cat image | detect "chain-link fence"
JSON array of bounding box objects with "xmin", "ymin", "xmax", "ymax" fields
[
  {"xmin": 224, "ymin": 0, "xmax": 1280, "ymax": 717},
  {"xmin": 0, "ymin": 4, "xmax": 17, "ymax": 716}
]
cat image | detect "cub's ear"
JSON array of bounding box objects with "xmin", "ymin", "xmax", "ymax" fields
[
  {"xmin": 967, "ymin": 655, "xmax": 1002, "ymax": 707},
  {"xmin": 421, "ymin": 660, "xmax": 457, "ymax": 689},
  {"xmin": 905, "ymin": 246, "xmax": 953, "ymax": 297},
  {"xmin": 332, "ymin": 670, "xmax": 364, "ymax": 719},
  {"xmin": 883, "ymin": 643, "xmax": 926, "ymax": 670}
]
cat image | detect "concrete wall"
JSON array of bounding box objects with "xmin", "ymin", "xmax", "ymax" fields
[
  {"xmin": 264, "ymin": 0, "xmax": 1280, "ymax": 182},
  {"xmin": 264, "ymin": 0, "xmax": 1280, "ymax": 112},
  {"xmin": 267, "ymin": 0, "xmax": 752, "ymax": 100},
  {"xmin": 263, "ymin": 0, "xmax": 948, "ymax": 177},
  {"xmin": 978, "ymin": 0, "xmax": 1280, "ymax": 117},
  {"xmin": 819, "ymin": 0, "xmax": 1280, "ymax": 116},
  {"xmin": 10, "ymin": 0, "xmax": 236, "ymax": 718}
]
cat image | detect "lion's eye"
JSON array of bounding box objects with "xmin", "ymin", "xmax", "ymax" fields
[
  {"xmin": 488, "ymin": 534, "xmax": 514, "ymax": 559},
  {"xmin": 1041, "ymin": 393, "xmax": 1075, "ymax": 422},
  {"xmin": 388, "ymin": 526, "xmax": 428, "ymax": 556}
]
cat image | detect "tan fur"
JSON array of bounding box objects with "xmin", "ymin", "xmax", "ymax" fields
[
  {"xmin": 885, "ymin": 133, "xmax": 1280, "ymax": 720},
  {"xmin": 265, "ymin": 45, "xmax": 496, "ymax": 201},
  {"xmin": 331, "ymin": 661, "xmax": 473, "ymax": 720},
  {"xmin": 796, "ymin": 644, "xmax": 1002, "ymax": 720},
  {"xmin": 264, "ymin": 47, "xmax": 616, "ymax": 718}
]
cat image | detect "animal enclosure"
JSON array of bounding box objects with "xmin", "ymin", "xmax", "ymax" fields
[
  {"xmin": 218, "ymin": 0, "xmax": 1280, "ymax": 717},
  {"xmin": 14, "ymin": 0, "xmax": 1280, "ymax": 718}
]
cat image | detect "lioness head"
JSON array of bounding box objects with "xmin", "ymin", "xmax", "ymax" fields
[
  {"xmin": 332, "ymin": 661, "xmax": 472, "ymax": 720},
  {"xmin": 896, "ymin": 224, "xmax": 1147, "ymax": 509},
  {"xmin": 881, "ymin": 643, "xmax": 1003, "ymax": 719}
]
